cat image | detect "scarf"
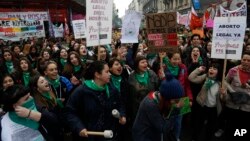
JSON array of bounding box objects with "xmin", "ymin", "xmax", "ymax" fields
[
  {"xmin": 80, "ymin": 56, "xmax": 87, "ymax": 64},
  {"xmin": 84, "ymin": 80, "xmax": 110, "ymax": 98},
  {"xmin": 23, "ymin": 72, "xmax": 30, "ymax": 87},
  {"xmin": 42, "ymin": 92, "xmax": 63, "ymax": 108},
  {"xmin": 60, "ymin": 58, "xmax": 67, "ymax": 67},
  {"xmin": 74, "ymin": 65, "xmax": 81, "ymax": 72},
  {"xmin": 135, "ymin": 70, "xmax": 149, "ymax": 86},
  {"xmin": 163, "ymin": 57, "xmax": 179, "ymax": 77},
  {"xmin": 5, "ymin": 61, "xmax": 14, "ymax": 74},
  {"xmin": 111, "ymin": 74, "xmax": 122, "ymax": 92},
  {"xmin": 147, "ymin": 53, "xmax": 157, "ymax": 60},
  {"xmin": 9, "ymin": 97, "xmax": 39, "ymax": 130},
  {"xmin": 204, "ymin": 78, "xmax": 216, "ymax": 90},
  {"xmin": 47, "ymin": 76, "xmax": 60, "ymax": 89},
  {"xmin": 198, "ymin": 57, "xmax": 203, "ymax": 65}
]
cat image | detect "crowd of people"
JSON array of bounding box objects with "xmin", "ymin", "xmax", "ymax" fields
[{"xmin": 0, "ymin": 27, "xmax": 249, "ymax": 141}]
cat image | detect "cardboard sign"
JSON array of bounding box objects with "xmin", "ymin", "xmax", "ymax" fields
[
  {"xmin": 211, "ymin": 16, "xmax": 246, "ymax": 60},
  {"xmin": 146, "ymin": 12, "xmax": 178, "ymax": 52}
]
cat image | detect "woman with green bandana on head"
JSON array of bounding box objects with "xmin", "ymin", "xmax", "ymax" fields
[
  {"xmin": 44, "ymin": 61, "xmax": 73, "ymax": 108},
  {"xmin": 30, "ymin": 75, "xmax": 64, "ymax": 141},
  {"xmin": 127, "ymin": 56, "xmax": 159, "ymax": 133},
  {"xmin": 64, "ymin": 61, "xmax": 126, "ymax": 141},
  {"xmin": 12, "ymin": 57, "xmax": 39, "ymax": 88},
  {"xmin": 0, "ymin": 85, "xmax": 45, "ymax": 141}
]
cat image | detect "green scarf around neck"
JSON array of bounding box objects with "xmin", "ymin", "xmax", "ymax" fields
[
  {"xmin": 111, "ymin": 74, "xmax": 122, "ymax": 92},
  {"xmin": 74, "ymin": 65, "xmax": 81, "ymax": 72},
  {"xmin": 204, "ymin": 78, "xmax": 216, "ymax": 90},
  {"xmin": 163, "ymin": 57, "xmax": 179, "ymax": 77},
  {"xmin": 5, "ymin": 61, "xmax": 14, "ymax": 74},
  {"xmin": 80, "ymin": 56, "xmax": 87, "ymax": 64},
  {"xmin": 84, "ymin": 80, "xmax": 110, "ymax": 98},
  {"xmin": 47, "ymin": 76, "xmax": 60, "ymax": 88},
  {"xmin": 135, "ymin": 70, "xmax": 149, "ymax": 86},
  {"xmin": 23, "ymin": 72, "xmax": 30, "ymax": 87},
  {"xmin": 60, "ymin": 58, "xmax": 67, "ymax": 67},
  {"xmin": 9, "ymin": 97, "xmax": 39, "ymax": 130},
  {"xmin": 198, "ymin": 57, "xmax": 203, "ymax": 65},
  {"xmin": 41, "ymin": 92, "xmax": 63, "ymax": 108}
]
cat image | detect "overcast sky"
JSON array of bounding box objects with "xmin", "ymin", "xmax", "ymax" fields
[{"xmin": 113, "ymin": 0, "xmax": 132, "ymax": 17}]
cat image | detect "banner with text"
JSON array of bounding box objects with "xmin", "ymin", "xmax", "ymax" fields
[
  {"xmin": 121, "ymin": 10, "xmax": 142, "ymax": 43},
  {"xmin": 86, "ymin": 0, "xmax": 112, "ymax": 46},
  {"xmin": 146, "ymin": 12, "xmax": 178, "ymax": 52},
  {"xmin": 72, "ymin": 19, "xmax": 86, "ymax": 39},
  {"xmin": 0, "ymin": 18, "xmax": 45, "ymax": 41},
  {"xmin": 219, "ymin": 2, "xmax": 247, "ymax": 17},
  {"xmin": 53, "ymin": 24, "xmax": 64, "ymax": 38},
  {"xmin": 211, "ymin": 16, "xmax": 246, "ymax": 60},
  {"xmin": 0, "ymin": 12, "xmax": 49, "ymax": 21}
]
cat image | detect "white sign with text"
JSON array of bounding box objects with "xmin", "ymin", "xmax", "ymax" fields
[{"xmin": 72, "ymin": 19, "xmax": 86, "ymax": 39}]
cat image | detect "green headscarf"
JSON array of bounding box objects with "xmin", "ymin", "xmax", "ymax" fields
[
  {"xmin": 163, "ymin": 57, "xmax": 179, "ymax": 77},
  {"xmin": 74, "ymin": 65, "xmax": 81, "ymax": 72},
  {"xmin": 60, "ymin": 58, "xmax": 67, "ymax": 67},
  {"xmin": 135, "ymin": 70, "xmax": 149, "ymax": 86},
  {"xmin": 111, "ymin": 74, "xmax": 122, "ymax": 92},
  {"xmin": 84, "ymin": 80, "xmax": 110, "ymax": 98},
  {"xmin": 23, "ymin": 72, "xmax": 30, "ymax": 87},
  {"xmin": 5, "ymin": 61, "xmax": 14, "ymax": 74},
  {"xmin": 9, "ymin": 97, "xmax": 39, "ymax": 130},
  {"xmin": 47, "ymin": 76, "xmax": 60, "ymax": 88}
]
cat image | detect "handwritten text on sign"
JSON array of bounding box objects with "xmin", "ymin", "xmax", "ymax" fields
[
  {"xmin": 146, "ymin": 12, "xmax": 177, "ymax": 52},
  {"xmin": 86, "ymin": 0, "xmax": 112, "ymax": 46},
  {"xmin": 211, "ymin": 16, "xmax": 246, "ymax": 60}
]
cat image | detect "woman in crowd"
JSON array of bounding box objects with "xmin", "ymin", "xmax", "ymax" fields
[
  {"xmin": 128, "ymin": 56, "xmax": 159, "ymax": 126},
  {"xmin": 27, "ymin": 46, "xmax": 39, "ymax": 69},
  {"xmin": 0, "ymin": 74, "xmax": 16, "ymax": 91},
  {"xmin": 0, "ymin": 85, "xmax": 45, "ymax": 141},
  {"xmin": 132, "ymin": 75, "xmax": 184, "ymax": 141},
  {"xmin": 62, "ymin": 51, "xmax": 85, "ymax": 87},
  {"xmin": 57, "ymin": 48, "xmax": 68, "ymax": 75},
  {"xmin": 13, "ymin": 57, "xmax": 39, "ymax": 87},
  {"xmin": 93, "ymin": 46, "xmax": 110, "ymax": 62},
  {"xmin": 78, "ymin": 44, "xmax": 89, "ymax": 64},
  {"xmin": 44, "ymin": 61, "xmax": 73, "ymax": 107},
  {"xmin": 222, "ymin": 51, "xmax": 250, "ymax": 141},
  {"xmin": 0, "ymin": 49, "xmax": 19, "ymax": 75},
  {"xmin": 188, "ymin": 63, "xmax": 223, "ymax": 141},
  {"xmin": 64, "ymin": 61, "xmax": 126, "ymax": 141},
  {"xmin": 30, "ymin": 75, "xmax": 64, "ymax": 141},
  {"xmin": 11, "ymin": 45, "xmax": 23, "ymax": 59},
  {"xmin": 40, "ymin": 49, "xmax": 51, "ymax": 61}
]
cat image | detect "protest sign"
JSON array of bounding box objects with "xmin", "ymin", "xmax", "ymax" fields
[
  {"xmin": 53, "ymin": 24, "xmax": 64, "ymax": 38},
  {"xmin": 120, "ymin": 10, "xmax": 142, "ymax": 43},
  {"xmin": 86, "ymin": 0, "xmax": 112, "ymax": 46},
  {"xmin": 0, "ymin": 18, "xmax": 45, "ymax": 41},
  {"xmin": 72, "ymin": 19, "xmax": 86, "ymax": 39},
  {"xmin": 0, "ymin": 12, "xmax": 49, "ymax": 21},
  {"xmin": 211, "ymin": 16, "xmax": 246, "ymax": 60},
  {"xmin": 146, "ymin": 12, "xmax": 178, "ymax": 52},
  {"xmin": 220, "ymin": 2, "xmax": 247, "ymax": 17}
]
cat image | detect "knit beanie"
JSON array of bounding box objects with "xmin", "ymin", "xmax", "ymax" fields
[{"xmin": 159, "ymin": 75, "xmax": 184, "ymax": 100}]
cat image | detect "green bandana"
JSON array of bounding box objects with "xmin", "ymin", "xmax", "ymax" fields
[
  {"xmin": 47, "ymin": 76, "xmax": 60, "ymax": 88},
  {"xmin": 111, "ymin": 74, "xmax": 122, "ymax": 92},
  {"xmin": 23, "ymin": 72, "xmax": 30, "ymax": 87},
  {"xmin": 198, "ymin": 57, "xmax": 203, "ymax": 65},
  {"xmin": 135, "ymin": 70, "xmax": 149, "ymax": 86},
  {"xmin": 74, "ymin": 65, "xmax": 81, "ymax": 72},
  {"xmin": 84, "ymin": 80, "xmax": 110, "ymax": 98},
  {"xmin": 204, "ymin": 78, "xmax": 216, "ymax": 90},
  {"xmin": 60, "ymin": 58, "xmax": 67, "ymax": 67},
  {"xmin": 9, "ymin": 97, "xmax": 39, "ymax": 130},
  {"xmin": 163, "ymin": 57, "xmax": 179, "ymax": 77},
  {"xmin": 5, "ymin": 61, "xmax": 14, "ymax": 74},
  {"xmin": 80, "ymin": 56, "xmax": 87, "ymax": 64}
]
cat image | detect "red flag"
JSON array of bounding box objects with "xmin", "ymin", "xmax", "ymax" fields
[
  {"xmin": 189, "ymin": 7, "xmax": 203, "ymax": 30},
  {"xmin": 64, "ymin": 18, "xmax": 69, "ymax": 36}
]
